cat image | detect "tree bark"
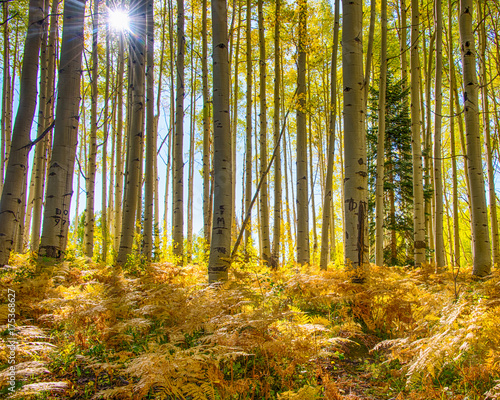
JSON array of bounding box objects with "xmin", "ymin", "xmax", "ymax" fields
[
  {"xmin": 375, "ymin": 0, "xmax": 388, "ymax": 267},
  {"xmin": 410, "ymin": 0, "xmax": 426, "ymax": 268},
  {"xmin": 39, "ymin": 0, "xmax": 86, "ymax": 259},
  {"xmin": 459, "ymin": 0, "xmax": 491, "ymax": 276},
  {"xmin": 173, "ymin": 0, "xmax": 185, "ymax": 263},
  {"xmin": 116, "ymin": 0, "xmax": 147, "ymax": 265},
  {"xmin": 342, "ymin": 0, "xmax": 368, "ymax": 281},
  {"xmin": 296, "ymin": 0, "xmax": 310, "ymax": 265}
]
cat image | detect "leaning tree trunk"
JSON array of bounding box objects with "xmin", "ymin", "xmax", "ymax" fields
[
  {"xmin": 116, "ymin": 0, "xmax": 147, "ymax": 266},
  {"xmin": 0, "ymin": 0, "xmax": 43, "ymax": 266},
  {"xmin": 410, "ymin": 0, "xmax": 426, "ymax": 268},
  {"xmin": 208, "ymin": 0, "xmax": 232, "ymax": 283},
  {"xmin": 459, "ymin": 0, "xmax": 491, "ymax": 277},
  {"xmin": 319, "ymin": 0, "xmax": 339, "ymax": 270},
  {"xmin": 342, "ymin": 0, "xmax": 368, "ymax": 281},
  {"xmin": 296, "ymin": 0, "xmax": 310, "ymax": 266},
  {"xmin": 39, "ymin": 0, "xmax": 87, "ymax": 259}
]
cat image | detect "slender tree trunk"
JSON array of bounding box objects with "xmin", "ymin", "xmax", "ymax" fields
[
  {"xmin": 202, "ymin": 0, "xmax": 212, "ymax": 247},
  {"xmin": 173, "ymin": 0, "xmax": 185, "ymax": 263},
  {"xmin": 478, "ymin": 1, "xmax": 499, "ymax": 268},
  {"xmin": 320, "ymin": 0, "xmax": 340, "ymax": 270},
  {"xmin": 208, "ymin": 0, "xmax": 232, "ymax": 282},
  {"xmin": 114, "ymin": 34, "xmax": 125, "ymax": 255},
  {"xmin": 433, "ymin": 0, "xmax": 445, "ymax": 271},
  {"xmin": 271, "ymin": 0, "xmax": 281, "ymax": 268},
  {"xmin": 101, "ymin": 0, "xmax": 110, "ymax": 262},
  {"xmin": 375, "ymin": 0, "xmax": 388, "ymax": 267},
  {"xmin": 459, "ymin": 0, "xmax": 491, "ymax": 276},
  {"xmin": 1, "ymin": 1, "xmax": 12, "ymax": 194},
  {"xmin": 244, "ymin": 0, "xmax": 252, "ymax": 255},
  {"xmin": 39, "ymin": 0, "xmax": 86, "ymax": 259},
  {"xmin": 31, "ymin": 0, "xmax": 58, "ymax": 253},
  {"xmin": 342, "ymin": 0, "xmax": 367, "ymax": 281},
  {"xmin": 116, "ymin": 0, "xmax": 146, "ymax": 265},
  {"xmin": 296, "ymin": 0, "xmax": 310, "ymax": 265},
  {"xmin": 144, "ymin": 0, "xmax": 155, "ymax": 261},
  {"xmin": 84, "ymin": 0, "xmax": 99, "ymax": 258},
  {"xmin": 257, "ymin": 0, "xmax": 270, "ymax": 263},
  {"xmin": 410, "ymin": 0, "xmax": 426, "ymax": 268}
]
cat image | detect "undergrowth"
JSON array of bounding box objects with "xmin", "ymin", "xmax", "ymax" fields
[{"xmin": 0, "ymin": 254, "xmax": 499, "ymax": 399}]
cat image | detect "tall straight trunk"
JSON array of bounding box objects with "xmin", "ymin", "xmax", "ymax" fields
[
  {"xmin": 202, "ymin": 0, "xmax": 211, "ymax": 246},
  {"xmin": 116, "ymin": 0, "xmax": 146, "ymax": 265},
  {"xmin": 31, "ymin": 0, "xmax": 58, "ymax": 253},
  {"xmin": 271, "ymin": 0, "xmax": 281, "ymax": 268},
  {"xmin": 187, "ymin": 31, "xmax": 196, "ymax": 262},
  {"xmin": 375, "ymin": 0, "xmax": 388, "ymax": 267},
  {"xmin": 296, "ymin": 0, "xmax": 310, "ymax": 265},
  {"xmin": 101, "ymin": 0, "xmax": 110, "ymax": 262},
  {"xmin": 342, "ymin": 0, "xmax": 367, "ymax": 281},
  {"xmin": 400, "ymin": 0, "xmax": 408, "ymax": 87},
  {"xmin": 1, "ymin": 1, "xmax": 12, "ymax": 193},
  {"xmin": 231, "ymin": 0, "xmax": 241, "ymax": 244},
  {"xmin": 39, "ymin": 0, "xmax": 86, "ymax": 259},
  {"xmin": 173, "ymin": 0, "xmax": 185, "ymax": 263},
  {"xmin": 257, "ymin": 0, "xmax": 270, "ymax": 263},
  {"xmin": 449, "ymin": 20, "xmax": 460, "ymax": 268},
  {"xmin": 208, "ymin": 0, "xmax": 232, "ymax": 283},
  {"xmin": 113, "ymin": 35, "xmax": 125, "ymax": 254},
  {"xmin": 459, "ymin": 0, "xmax": 491, "ymax": 276},
  {"xmin": 433, "ymin": 0, "xmax": 445, "ymax": 271},
  {"xmin": 364, "ymin": 0, "xmax": 376, "ymax": 107},
  {"xmin": 307, "ymin": 62, "xmax": 317, "ymax": 259},
  {"xmin": 144, "ymin": 0, "xmax": 155, "ymax": 261},
  {"xmin": 410, "ymin": 0, "xmax": 426, "ymax": 267},
  {"xmin": 0, "ymin": 0, "xmax": 43, "ymax": 265},
  {"xmin": 84, "ymin": 0, "xmax": 99, "ymax": 258},
  {"xmin": 478, "ymin": 2, "xmax": 499, "ymax": 268},
  {"xmin": 320, "ymin": 0, "xmax": 339, "ymax": 270},
  {"xmin": 244, "ymin": 0, "xmax": 252, "ymax": 255}
]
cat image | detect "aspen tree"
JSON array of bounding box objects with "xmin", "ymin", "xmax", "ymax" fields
[
  {"xmin": 258, "ymin": 0, "xmax": 270, "ymax": 263},
  {"xmin": 410, "ymin": 0, "xmax": 426, "ymax": 268},
  {"xmin": 375, "ymin": 0, "xmax": 388, "ymax": 267},
  {"xmin": 173, "ymin": 0, "xmax": 185, "ymax": 263},
  {"xmin": 0, "ymin": 1, "xmax": 12, "ymax": 194},
  {"xmin": 84, "ymin": 0, "xmax": 99, "ymax": 258},
  {"xmin": 459, "ymin": 0, "xmax": 491, "ymax": 276},
  {"xmin": 113, "ymin": 34, "xmax": 125, "ymax": 254},
  {"xmin": 320, "ymin": 0, "xmax": 339, "ymax": 270},
  {"xmin": 116, "ymin": 0, "xmax": 147, "ymax": 265},
  {"xmin": 39, "ymin": 0, "xmax": 87, "ymax": 259},
  {"xmin": 342, "ymin": 0, "xmax": 367, "ymax": 281},
  {"xmin": 31, "ymin": 0, "xmax": 58, "ymax": 253},
  {"xmin": 296, "ymin": 0, "xmax": 310, "ymax": 266},
  {"xmin": 478, "ymin": 2, "xmax": 499, "ymax": 268},
  {"xmin": 271, "ymin": 0, "xmax": 282, "ymax": 269},
  {"xmin": 433, "ymin": 0, "xmax": 445, "ymax": 271},
  {"xmin": 208, "ymin": 0, "xmax": 232, "ymax": 283},
  {"xmin": 0, "ymin": 0, "xmax": 44, "ymax": 265},
  {"xmin": 144, "ymin": 0, "xmax": 155, "ymax": 261},
  {"xmin": 244, "ymin": 0, "xmax": 252, "ymax": 255},
  {"xmin": 101, "ymin": 0, "xmax": 111, "ymax": 262}
]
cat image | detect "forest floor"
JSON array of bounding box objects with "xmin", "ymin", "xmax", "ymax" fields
[{"xmin": 0, "ymin": 254, "xmax": 499, "ymax": 400}]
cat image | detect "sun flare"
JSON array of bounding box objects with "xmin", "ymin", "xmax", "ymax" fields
[{"xmin": 108, "ymin": 8, "xmax": 130, "ymax": 32}]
